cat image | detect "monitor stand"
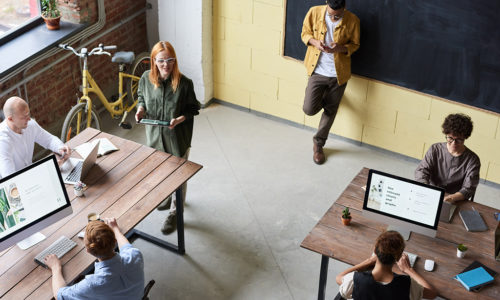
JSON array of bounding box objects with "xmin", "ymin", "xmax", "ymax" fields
[
  {"xmin": 387, "ymin": 225, "xmax": 411, "ymax": 241},
  {"xmin": 17, "ymin": 232, "xmax": 46, "ymax": 250}
]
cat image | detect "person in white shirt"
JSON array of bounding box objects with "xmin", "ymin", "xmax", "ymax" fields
[{"xmin": 0, "ymin": 96, "xmax": 70, "ymax": 178}]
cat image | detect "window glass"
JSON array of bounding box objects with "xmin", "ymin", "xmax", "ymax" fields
[{"xmin": 0, "ymin": 0, "xmax": 40, "ymax": 39}]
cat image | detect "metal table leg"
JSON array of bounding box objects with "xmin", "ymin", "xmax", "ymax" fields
[
  {"xmin": 126, "ymin": 187, "xmax": 185, "ymax": 255},
  {"xmin": 318, "ymin": 255, "xmax": 329, "ymax": 300}
]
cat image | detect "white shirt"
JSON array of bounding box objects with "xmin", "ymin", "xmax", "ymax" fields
[
  {"xmin": 0, "ymin": 119, "xmax": 64, "ymax": 178},
  {"xmin": 339, "ymin": 271, "xmax": 424, "ymax": 300},
  {"xmin": 314, "ymin": 13, "xmax": 341, "ymax": 78}
]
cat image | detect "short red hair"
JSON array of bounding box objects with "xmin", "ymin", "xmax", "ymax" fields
[{"xmin": 85, "ymin": 221, "xmax": 116, "ymax": 259}]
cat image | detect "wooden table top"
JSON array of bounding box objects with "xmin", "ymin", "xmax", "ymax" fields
[
  {"xmin": 301, "ymin": 168, "xmax": 500, "ymax": 300},
  {"xmin": 0, "ymin": 128, "xmax": 202, "ymax": 299}
]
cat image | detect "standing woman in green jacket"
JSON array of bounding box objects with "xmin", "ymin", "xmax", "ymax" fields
[{"xmin": 135, "ymin": 41, "xmax": 201, "ymax": 234}]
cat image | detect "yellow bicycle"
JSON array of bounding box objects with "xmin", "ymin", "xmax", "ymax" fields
[{"xmin": 59, "ymin": 43, "xmax": 150, "ymax": 142}]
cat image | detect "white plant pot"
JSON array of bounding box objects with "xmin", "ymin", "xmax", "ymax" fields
[
  {"xmin": 74, "ymin": 188, "xmax": 84, "ymax": 197},
  {"xmin": 457, "ymin": 249, "xmax": 466, "ymax": 258}
]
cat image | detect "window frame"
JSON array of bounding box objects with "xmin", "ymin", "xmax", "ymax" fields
[
  {"xmin": 0, "ymin": 0, "xmax": 87, "ymax": 78},
  {"xmin": 0, "ymin": 0, "xmax": 43, "ymax": 45}
]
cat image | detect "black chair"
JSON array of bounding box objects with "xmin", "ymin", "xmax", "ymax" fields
[
  {"xmin": 333, "ymin": 292, "xmax": 346, "ymax": 300},
  {"xmin": 142, "ymin": 279, "xmax": 155, "ymax": 300}
]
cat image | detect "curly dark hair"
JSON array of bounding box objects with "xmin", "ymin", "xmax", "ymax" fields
[
  {"xmin": 374, "ymin": 231, "xmax": 405, "ymax": 265},
  {"xmin": 327, "ymin": 0, "xmax": 346, "ymax": 10},
  {"xmin": 441, "ymin": 113, "xmax": 473, "ymax": 139}
]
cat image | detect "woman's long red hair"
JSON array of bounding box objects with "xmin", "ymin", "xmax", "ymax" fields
[{"xmin": 149, "ymin": 41, "xmax": 181, "ymax": 92}]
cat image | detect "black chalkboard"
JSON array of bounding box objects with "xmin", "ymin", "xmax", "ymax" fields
[{"xmin": 284, "ymin": 0, "xmax": 500, "ymax": 114}]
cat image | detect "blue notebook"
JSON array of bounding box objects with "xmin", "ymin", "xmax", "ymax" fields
[{"xmin": 455, "ymin": 267, "xmax": 494, "ymax": 291}]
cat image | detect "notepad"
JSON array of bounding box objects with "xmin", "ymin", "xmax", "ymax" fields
[
  {"xmin": 455, "ymin": 267, "xmax": 494, "ymax": 291},
  {"xmin": 75, "ymin": 138, "xmax": 118, "ymax": 158},
  {"xmin": 460, "ymin": 261, "xmax": 497, "ymax": 291},
  {"xmin": 459, "ymin": 209, "xmax": 488, "ymax": 232}
]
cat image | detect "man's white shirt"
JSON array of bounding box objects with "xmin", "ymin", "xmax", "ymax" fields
[
  {"xmin": 314, "ymin": 14, "xmax": 341, "ymax": 78},
  {"xmin": 0, "ymin": 119, "xmax": 64, "ymax": 178}
]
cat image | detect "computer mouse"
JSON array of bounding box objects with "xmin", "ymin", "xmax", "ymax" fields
[
  {"xmin": 77, "ymin": 231, "xmax": 85, "ymax": 239},
  {"xmin": 424, "ymin": 259, "xmax": 435, "ymax": 271}
]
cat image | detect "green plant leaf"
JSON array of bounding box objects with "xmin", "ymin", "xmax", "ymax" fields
[
  {"xmin": 0, "ymin": 189, "xmax": 9, "ymax": 228},
  {"xmin": 41, "ymin": 0, "xmax": 60, "ymax": 18}
]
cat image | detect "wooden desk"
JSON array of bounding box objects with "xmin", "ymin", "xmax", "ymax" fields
[
  {"xmin": 301, "ymin": 168, "xmax": 500, "ymax": 300},
  {"xmin": 0, "ymin": 128, "xmax": 202, "ymax": 299}
]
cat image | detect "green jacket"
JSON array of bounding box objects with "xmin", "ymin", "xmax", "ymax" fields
[{"xmin": 137, "ymin": 71, "xmax": 201, "ymax": 157}]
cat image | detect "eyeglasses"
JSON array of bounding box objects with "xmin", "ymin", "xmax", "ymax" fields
[
  {"xmin": 327, "ymin": 9, "xmax": 344, "ymax": 21},
  {"xmin": 155, "ymin": 58, "xmax": 176, "ymax": 65},
  {"xmin": 327, "ymin": 12, "xmax": 344, "ymax": 20},
  {"xmin": 445, "ymin": 135, "xmax": 465, "ymax": 144}
]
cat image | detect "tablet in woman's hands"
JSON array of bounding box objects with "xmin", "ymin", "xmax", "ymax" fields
[{"xmin": 137, "ymin": 118, "xmax": 171, "ymax": 126}]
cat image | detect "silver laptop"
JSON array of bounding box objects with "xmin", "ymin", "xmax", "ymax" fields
[
  {"xmin": 439, "ymin": 201, "xmax": 457, "ymax": 223},
  {"xmin": 60, "ymin": 141, "xmax": 100, "ymax": 184}
]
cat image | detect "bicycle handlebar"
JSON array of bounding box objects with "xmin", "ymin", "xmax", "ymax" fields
[{"xmin": 58, "ymin": 43, "xmax": 117, "ymax": 57}]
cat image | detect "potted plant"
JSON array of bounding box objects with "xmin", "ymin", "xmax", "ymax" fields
[
  {"xmin": 457, "ymin": 243, "xmax": 468, "ymax": 258},
  {"xmin": 41, "ymin": 0, "xmax": 61, "ymax": 30},
  {"xmin": 341, "ymin": 207, "xmax": 352, "ymax": 226}
]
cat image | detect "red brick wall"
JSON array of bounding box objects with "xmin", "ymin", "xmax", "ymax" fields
[
  {"xmin": 0, "ymin": 0, "xmax": 149, "ymax": 129},
  {"xmin": 59, "ymin": 0, "xmax": 97, "ymax": 23}
]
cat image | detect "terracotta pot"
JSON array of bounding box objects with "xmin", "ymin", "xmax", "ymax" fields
[
  {"xmin": 341, "ymin": 216, "xmax": 352, "ymax": 226},
  {"xmin": 42, "ymin": 16, "xmax": 61, "ymax": 30}
]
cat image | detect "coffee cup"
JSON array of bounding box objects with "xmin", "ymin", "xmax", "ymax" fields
[{"xmin": 87, "ymin": 212, "xmax": 100, "ymax": 222}]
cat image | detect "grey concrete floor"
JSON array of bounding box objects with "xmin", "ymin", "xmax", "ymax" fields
[{"xmin": 100, "ymin": 103, "xmax": 500, "ymax": 300}]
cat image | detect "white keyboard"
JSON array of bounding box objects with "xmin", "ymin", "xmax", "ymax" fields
[
  {"xmin": 34, "ymin": 236, "xmax": 77, "ymax": 268},
  {"xmin": 404, "ymin": 251, "xmax": 418, "ymax": 268}
]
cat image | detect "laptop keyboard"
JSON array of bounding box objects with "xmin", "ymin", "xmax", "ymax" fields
[
  {"xmin": 66, "ymin": 161, "xmax": 83, "ymax": 182},
  {"xmin": 404, "ymin": 251, "xmax": 418, "ymax": 268}
]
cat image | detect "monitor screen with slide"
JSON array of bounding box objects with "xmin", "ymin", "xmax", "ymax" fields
[
  {"xmin": 363, "ymin": 169, "xmax": 444, "ymax": 240},
  {"xmin": 0, "ymin": 155, "xmax": 72, "ymax": 251}
]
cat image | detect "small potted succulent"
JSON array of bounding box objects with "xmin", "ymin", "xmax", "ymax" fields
[
  {"xmin": 457, "ymin": 243, "xmax": 468, "ymax": 258},
  {"xmin": 341, "ymin": 207, "xmax": 352, "ymax": 226},
  {"xmin": 74, "ymin": 181, "xmax": 86, "ymax": 197},
  {"xmin": 41, "ymin": 0, "xmax": 61, "ymax": 30}
]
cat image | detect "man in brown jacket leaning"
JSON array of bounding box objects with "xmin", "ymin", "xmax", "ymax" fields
[{"xmin": 301, "ymin": 0, "xmax": 360, "ymax": 164}]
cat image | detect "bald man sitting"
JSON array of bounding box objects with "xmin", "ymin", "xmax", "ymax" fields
[{"xmin": 0, "ymin": 97, "xmax": 70, "ymax": 178}]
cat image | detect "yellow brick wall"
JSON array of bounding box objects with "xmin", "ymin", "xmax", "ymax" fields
[{"xmin": 213, "ymin": 0, "xmax": 500, "ymax": 184}]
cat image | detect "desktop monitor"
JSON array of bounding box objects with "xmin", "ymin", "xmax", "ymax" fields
[
  {"xmin": 363, "ymin": 169, "xmax": 444, "ymax": 240},
  {"xmin": 0, "ymin": 155, "xmax": 72, "ymax": 251}
]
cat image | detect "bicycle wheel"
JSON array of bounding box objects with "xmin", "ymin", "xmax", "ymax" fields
[
  {"xmin": 60, "ymin": 102, "xmax": 101, "ymax": 142},
  {"xmin": 127, "ymin": 52, "xmax": 151, "ymax": 104}
]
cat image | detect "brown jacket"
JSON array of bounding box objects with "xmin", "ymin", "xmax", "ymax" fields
[{"xmin": 301, "ymin": 5, "xmax": 360, "ymax": 85}]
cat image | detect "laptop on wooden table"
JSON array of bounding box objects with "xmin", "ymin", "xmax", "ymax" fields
[
  {"xmin": 60, "ymin": 141, "xmax": 100, "ymax": 184},
  {"xmin": 439, "ymin": 201, "xmax": 457, "ymax": 223}
]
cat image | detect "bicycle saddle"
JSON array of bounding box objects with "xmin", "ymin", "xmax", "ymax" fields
[{"xmin": 112, "ymin": 51, "xmax": 135, "ymax": 64}]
